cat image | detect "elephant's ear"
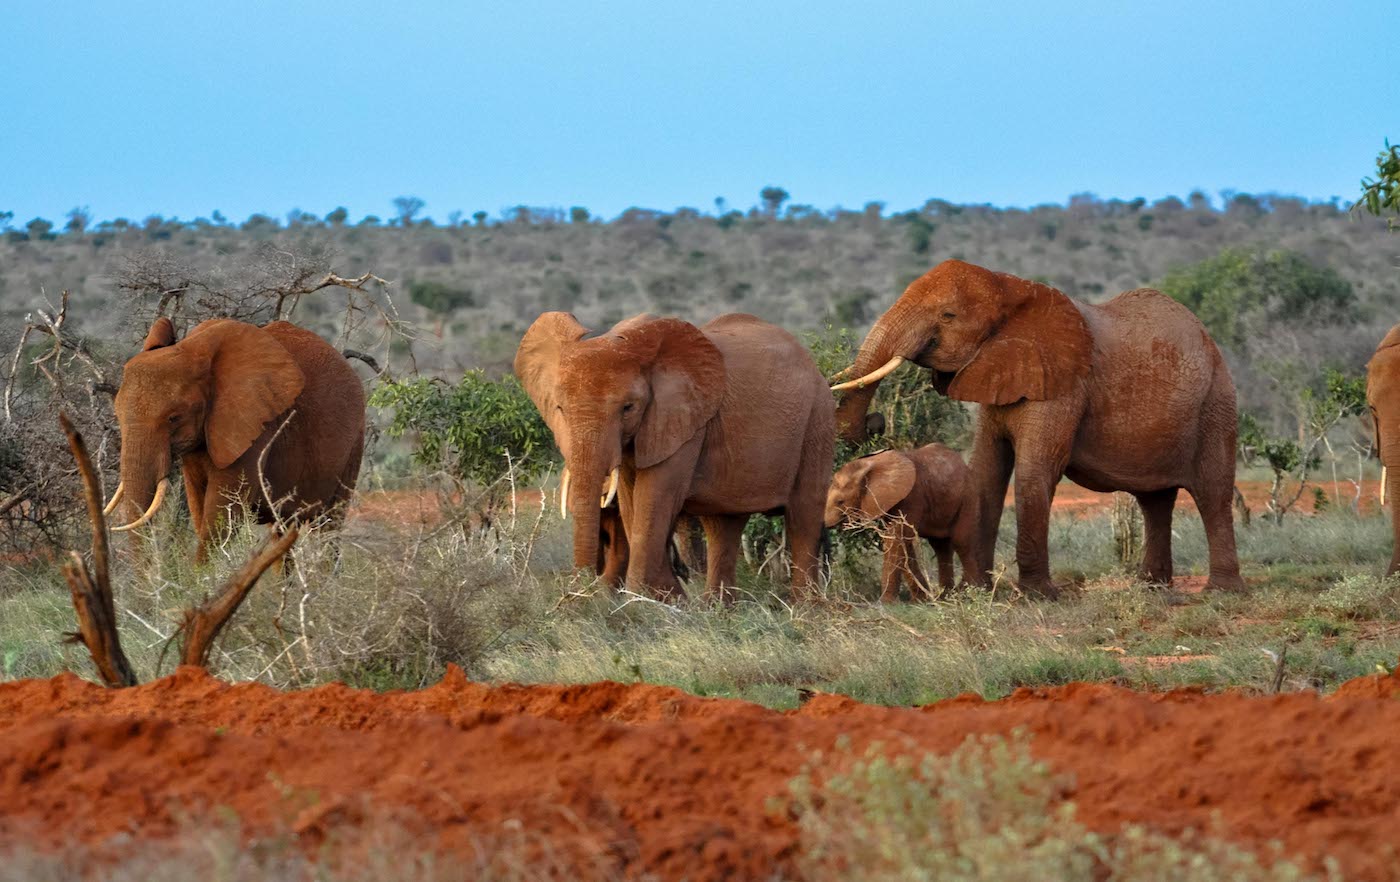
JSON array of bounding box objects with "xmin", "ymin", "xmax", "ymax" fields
[
  {"xmin": 947, "ymin": 277, "xmax": 1092, "ymax": 406},
  {"xmin": 514, "ymin": 312, "xmax": 590, "ymax": 455},
  {"xmin": 634, "ymin": 319, "xmax": 726, "ymax": 469},
  {"xmin": 187, "ymin": 321, "xmax": 307, "ymax": 469},
  {"xmin": 142, "ymin": 317, "xmax": 177, "ymax": 351},
  {"xmin": 858, "ymin": 452, "xmax": 916, "ymax": 520}
]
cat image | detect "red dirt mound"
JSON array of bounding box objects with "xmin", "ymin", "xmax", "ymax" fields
[{"xmin": 5, "ymin": 669, "xmax": 1400, "ymax": 880}]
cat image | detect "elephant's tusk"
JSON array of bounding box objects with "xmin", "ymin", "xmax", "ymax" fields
[
  {"xmin": 101, "ymin": 481, "xmax": 125, "ymax": 517},
  {"xmin": 559, "ymin": 468, "xmax": 571, "ymax": 519},
  {"xmin": 111, "ymin": 478, "xmax": 169, "ymax": 533},
  {"xmin": 600, "ymin": 468, "xmax": 619, "ymax": 509},
  {"xmin": 1383, "ymin": 466, "xmax": 1388, "ymax": 507},
  {"xmin": 831, "ymin": 356, "xmax": 905, "ymax": 392},
  {"xmin": 828, "ymin": 365, "xmax": 855, "ymax": 382}
]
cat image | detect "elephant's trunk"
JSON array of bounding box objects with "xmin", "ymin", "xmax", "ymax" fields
[
  {"xmin": 566, "ymin": 457, "xmax": 608, "ymax": 575},
  {"xmin": 835, "ymin": 300, "xmax": 923, "ymax": 443},
  {"xmin": 116, "ymin": 430, "xmax": 172, "ymax": 531}
]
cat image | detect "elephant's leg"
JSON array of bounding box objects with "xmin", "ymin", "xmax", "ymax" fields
[
  {"xmin": 1387, "ymin": 465, "xmax": 1400, "ymax": 577},
  {"xmin": 784, "ymin": 500, "xmax": 825, "ymax": 599},
  {"xmin": 700, "ymin": 514, "xmax": 749, "ymax": 602},
  {"xmin": 1011, "ymin": 460, "xmax": 1063, "ymax": 600},
  {"xmin": 599, "ymin": 507, "xmax": 630, "ymax": 588},
  {"xmin": 625, "ymin": 440, "xmax": 702, "ymax": 598},
  {"xmin": 967, "ymin": 426, "xmax": 1014, "ymax": 580},
  {"xmin": 1191, "ymin": 477, "xmax": 1246, "ymax": 592},
  {"xmin": 786, "ymin": 418, "xmax": 835, "ymax": 597},
  {"xmin": 1188, "ymin": 381, "xmax": 1246, "ymax": 592},
  {"xmin": 929, "ymin": 536, "xmax": 955, "ymax": 595},
  {"xmin": 1134, "ymin": 487, "xmax": 1178, "ymax": 586},
  {"xmin": 900, "ymin": 528, "xmax": 931, "ymax": 599},
  {"xmin": 951, "ymin": 508, "xmax": 986, "ymax": 589},
  {"xmin": 183, "ymin": 459, "xmax": 210, "ymax": 563},
  {"xmin": 878, "ymin": 530, "xmax": 905, "ymax": 603}
]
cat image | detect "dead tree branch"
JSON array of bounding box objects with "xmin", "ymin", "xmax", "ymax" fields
[
  {"xmin": 179, "ymin": 527, "xmax": 299, "ymax": 668},
  {"xmin": 58, "ymin": 412, "xmax": 137, "ymax": 688}
]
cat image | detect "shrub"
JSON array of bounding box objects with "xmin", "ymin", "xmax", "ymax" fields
[{"xmin": 788, "ymin": 734, "xmax": 1336, "ymax": 881}]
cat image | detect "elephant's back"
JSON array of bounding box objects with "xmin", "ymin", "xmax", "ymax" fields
[
  {"xmin": 701, "ymin": 314, "xmax": 826, "ymax": 392},
  {"xmin": 259, "ymin": 322, "xmax": 367, "ymax": 485},
  {"xmin": 262, "ymin": 322, "xmax": 366, "ymax": 413}
]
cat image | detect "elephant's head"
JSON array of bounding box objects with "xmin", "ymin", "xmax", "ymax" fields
[
  {"xmin": 108, "ymin": 317, "xmax": 305, "ymax": 530},
  {"xmin": 832, "ymin": 259, "xmax": 1092, "ymax": 442},
  {"xmin": 515, "ymin": 312, "xmax": 725, "ymax": 572},
  {"xmin": 824, "ymin": 451, "xmax": 916, "ymax": 527}
]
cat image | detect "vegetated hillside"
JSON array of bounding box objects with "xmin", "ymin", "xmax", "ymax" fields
[{"xmin": 2, "ymin": 192, "xmax": 1396, "ymax": 409}]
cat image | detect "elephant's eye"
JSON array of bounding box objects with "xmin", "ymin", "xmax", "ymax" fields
[
  {"xmin": 622, "ymin": 403, "xmax": 635, "ymax": 414},
  {"xmin": 168, "ymin": 413, "xmax": 180, "ymax": 425},
  {"xmin": 940, "ymin": 311, "xmax": 956, "ymax": 322}
]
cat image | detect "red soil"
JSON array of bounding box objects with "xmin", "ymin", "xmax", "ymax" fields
[{"xmin": 5, "ymin": 669, "xmax": 1400, "ymax": 879}]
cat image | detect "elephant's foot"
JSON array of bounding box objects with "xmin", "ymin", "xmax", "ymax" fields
[
  {"xmin": 1203, "ymin": 573, "xmax": 1247, "ymax": 593},
  {"xmin": 1017, "ymin": 578, "xmax": 1060, "ymax": 601}
]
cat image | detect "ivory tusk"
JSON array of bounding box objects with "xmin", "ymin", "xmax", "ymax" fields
[
  {"xmin": 830, "ymin": 356, "xmax": 905, "ymax": 391},
  {"xmin": 600, "ymin": 468, "xmax": 619, "ymax": 508},
  {"xmin": 111, "ymin": 478, "xmax": 169, "ymax": 533},
  {"xmin": 1382, "ymin": 466, "xmax": 1388, "ymax": 507},
  {"xmin": 559, "ymin": 468, "xmax": 571, "ymax": 519},
  {"xmin": 829, "ymin": 365, "xmax": 855, "ymax": 382},
  {"xmin": 101, "ymin": 481, "xmax": 125, "ymax": 517}
]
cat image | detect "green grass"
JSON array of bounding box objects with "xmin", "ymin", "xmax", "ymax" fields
[{"xmin": 2, "ymin": 499, "xmax": 1399, "ymax": 705}]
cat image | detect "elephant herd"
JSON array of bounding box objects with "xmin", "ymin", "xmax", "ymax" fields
[{"xmin": 104, "ymin": 258, "xmax": 1400, "ymax": 600}]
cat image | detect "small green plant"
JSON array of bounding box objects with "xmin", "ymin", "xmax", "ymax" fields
[{"xmin": 787, "ymin": 734, "xmax": 1337, "ymax": 881}]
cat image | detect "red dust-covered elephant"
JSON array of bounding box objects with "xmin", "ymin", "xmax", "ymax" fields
[
  {"xmin": 515, "ymin": 311, "xmax": 833, "ymax": 598},
  {"xmin": 107, "ymin": 317, "xmax": 365, "ymax": 560},
  {"xmin": 831, "ymin": 260, "xmax": 1243, "ymax": 597}
]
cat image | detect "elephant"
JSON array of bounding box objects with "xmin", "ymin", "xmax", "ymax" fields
[
  {"xmin": 824, "ymin": 444, "xmax": 981, "ymax": 601},
  {"xmin": 108, "ymin": 317, "xmax": 366, "ymax": 560},
  {"xmin": 832, "ymin": 259, "xmax": 1244, "ymax": 597},
  {"xmin": 1366, "ymin": 325, "xmax": 1400, "ymax": 575},
  {"xmin": 516, "ymin": 311, "xmax": 834, "ymax": 598}
]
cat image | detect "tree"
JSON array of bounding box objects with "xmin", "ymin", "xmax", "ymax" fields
[
  {"xmin": 1238, "ymin": 368, "xmax": 1367, "ymax": 523},
  {"xmin": 325, "ymin": 206, "xmax": 349, "ymax": 226},
  {"xmin": 1158, "ymin": 248, "xmax": 1355, "ymax": 349},
  {"xmin": 1359, "ymin": 139, "xmax": 1400, "ymax": 229},
  {"xmin": 570, "ymin": 206, "xmax": 590, "ymax": 224},
  {"xmin": 26, "ymin": 218, "xmax": 54, "ymax": 240},
  {"xmin": 65, "ymin": 207, "xmax": 91, "ymax": 235},
  {"xmin": 760, "ymin": 186, "xmax": 789, "ymax": 217},
  {"xmin": 393, "ymin": 195, "xmax": 426, "ymax": 226}
]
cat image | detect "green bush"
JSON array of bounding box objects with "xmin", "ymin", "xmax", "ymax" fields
[
  {"xmin": 1159, "ymin": 248, "xmax": 1355, "ymax": 349},
  {"xmin": 369, "ymin": 371, "xmax": 556, "ymax": 518}
]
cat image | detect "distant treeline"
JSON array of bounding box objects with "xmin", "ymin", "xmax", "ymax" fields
[{"xmin": 2, "ymin": 190, "xmax": 1396, "ymax": 430}]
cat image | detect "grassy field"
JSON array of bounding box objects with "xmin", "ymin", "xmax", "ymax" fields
[{"xmin": 2, "ymin": 483, "xmax": 1397, "ymax": 706}]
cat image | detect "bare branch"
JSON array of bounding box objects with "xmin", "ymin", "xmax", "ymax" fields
[
  {"xmin": 180, "ymin": 527, "xmax": 299, "ymax": 668},
  {"xmin": 58, "ymin": 412, "xmax": 136, "ymax": 688}
]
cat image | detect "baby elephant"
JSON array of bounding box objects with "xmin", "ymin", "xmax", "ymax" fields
[{"xmin": 825, "ymin": 445, "xmax": 982, "ymax": 601}]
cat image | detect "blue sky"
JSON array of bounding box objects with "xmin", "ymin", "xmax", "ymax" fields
[{"xmin": 5, "ymin": 0, "xmax": 1396, "ymax": 224}]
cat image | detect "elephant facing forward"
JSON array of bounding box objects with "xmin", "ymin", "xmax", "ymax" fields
[
  {"xmin": 516, "ymin": 312, "xmax": 834, "ymax": 598},
  {"xmin": 109, "ymin": 317, "xmax": 366, "ymax": 560},
  {"xmin": 833, "ymin": 260, "xmax": 1243, "ymax": 597}
]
